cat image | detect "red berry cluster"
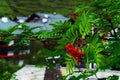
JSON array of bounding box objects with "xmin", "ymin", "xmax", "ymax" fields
[
  {"xmin": 72, "ymin": 12, "xmax": 78, "ymax": 20},
  {"xmin": 65, "ymin": 44, "xmax": 84, "ymax": 62}
]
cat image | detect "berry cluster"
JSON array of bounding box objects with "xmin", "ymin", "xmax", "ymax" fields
[
  {"xmin": 72, "ymin": 12, "xmax": 78, "ymax": 20},
  {"xmin": 65, "ymin": 44, "xmax": 84, "ymax": 62}
]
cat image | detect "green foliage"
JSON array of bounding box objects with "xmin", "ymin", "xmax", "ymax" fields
[
  {"xmin": 103, "ymin": 41, "xmax": 120, "ymax": 69},
  {"xmin": 56, "ymin": 0, "xmax": 120, "ymax": 79},
  {"xmin": 76, "ymin": 12, "xmax": 92, "ymax": 39},
  {"xmin": 38, "ymin": 30, "xmax": 54, "ymax": 39},
  {"xmin": 0, "ymin": 71, "xmax": 12, "ymax": 80},
  {"xmin": 82, "ymin": 35, "xmax": 104, "ymax": 69},
  {"xmin": 65, "ymin": 53, "xmax": 77, "ymax": 73},
  {"xmin": 74, "ymin": 0, "xmax": 120, "ymax": 70},
  {"xmin": 1, "ymin": 0, "xmax": 119, "ymax": 79},
  {"xmin": 106, "ymin": 75, "xmax": 119, "ymax": 80},
  {"xmin": 54, "ymin": 12, "xmax": 93, "ymax": 52},
  {"xmin": 10, "ymin": 74, "xmax": 18, "ymax": 80},
  {"xmin": 51, "ymin": 21, "xmax": 71, "ymax": 35},
  {"xmin": 0, "ymin": 59, "xmax": 20, "ymax": 80},
  {"xmin": 36, "ymin": 21, "xmax": 73, "ymax": 68},
  {"xmin": 38, "ymin": 21, "xmax": 71, "ymax": 39},
  {"xmin": 76, "ymin": 0, "xmax": 120, "ymax": 36},
  {"xmin": 0, "ymin": 23, "xmax": 42, "ymax": 54}
]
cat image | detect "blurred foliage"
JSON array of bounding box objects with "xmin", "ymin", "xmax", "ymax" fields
[
  {"xmin": 0, "ymin": 0, "xmax": 87, "ymax": 19},
  {"xmin": 0, "ymin": 59, "xmax": 20, "ymax": 80}
]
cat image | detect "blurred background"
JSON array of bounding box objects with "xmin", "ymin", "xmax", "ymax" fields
[{"xmin": 0, "ymin": 0, "xmax": 85, "ymax": 19}]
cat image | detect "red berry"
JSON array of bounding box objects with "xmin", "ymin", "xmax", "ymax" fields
[
  {"xmin": 79, "ymin": 52, "xmax": 84, "ymax": 56},
  {"xmin": 65, "ymin": 44, "xmax": 73, "ymax": 49},
  {"xmin": 73, "ymin": 12, "xmax": 78, "ymax": 20},
  {"xmin": 75, "ymin": 57, "xmax": 81, "ymax": 62}
]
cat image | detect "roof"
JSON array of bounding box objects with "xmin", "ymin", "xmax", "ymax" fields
[
  {"xmin": 0, "ymin": 18, "xmax": 17, "ymax": 30},
  {"xmin": 0, "ymin": 13, "xmax": 69, "ymax": 34}
]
